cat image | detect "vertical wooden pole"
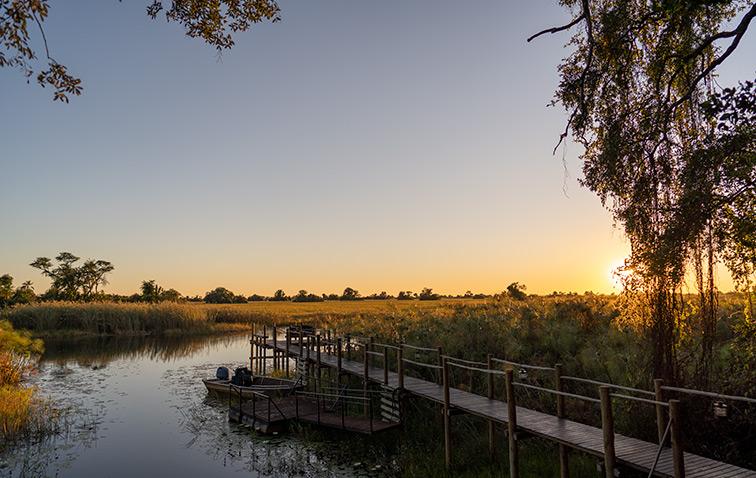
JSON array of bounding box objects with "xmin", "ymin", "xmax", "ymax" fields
[
  {"xmin": 487, "ymin": 353, "xmax": 495, "ymax": 461},
  {"xmin": 670, "ymin": 399, "xmax": 685, "ymax": 478},
  {"xmin": 363, "ymin": 344, "xmax": 369, "ymax": 415},
  {"xmin": 298, "ymin": 324, "xmax": 303, "ymax": 350},
  {"xmin": 285, "ymin": 327, "xmax": 291, "ymax": 378},
  {"xmin": 599, "ymin": 386, "xmax": 615, "ymax": 478},
  {"xmin": 272, "ymin": 325, "xmax": 278, "ymax": 371},
  {"xmin": 555, "ymin": 363, "xmax": 568, "ymax": 478},
  {"xmin": 654, "ymin": 379, "xmax": 666, "ymax": 444},
  {"xmin": 316, "ymin": 334, "xmax": 322, "ymax": 382},
  {"xmin": 505, "ymin": 369, "xmax": 518, "ymax": 478},
  {"xmin": 261, "ymin": 325, "xmax": 267, "ymax": 376},
  {"xmin": 442, "ymin": 357, "xmax": 451, "ymax": 469},
  {"xmin": 250, "ymin": 324, "xmax": 255, "ymax": 372},
  {"xmin": 337, "ymin": 338, "xmax": 343, "ymax": 383},
  {"xmin": 437, "ymin": 346, "xmax": 444, "ymax": 385},
  {"xmin": 397, "ymin": 345, "xmax": 404, "ymax": 390},
  {"xmin": 383, "ymin": 346, "xmax": 389, "ymax": 385}
]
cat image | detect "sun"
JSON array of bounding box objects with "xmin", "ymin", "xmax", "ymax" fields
[{"xmin": 607, "ymin": 258, "xmax": 630, "ymax": 290}]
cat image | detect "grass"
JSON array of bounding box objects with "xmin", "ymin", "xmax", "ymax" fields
[
  {"xmin": 1, "ymin": 299, "xmax": 485, "ymax": 336},
  {"xmin": 0, "ymin": 320, "xmax": 58, "ymax": 448}
]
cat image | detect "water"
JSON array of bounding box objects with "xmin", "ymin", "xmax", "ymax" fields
[{"xmin": 0, "ymin": 334, "xmax": 396, "ymax": 477}]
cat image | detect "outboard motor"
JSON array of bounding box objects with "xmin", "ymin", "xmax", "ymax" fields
[{"xmin": 216, "ymin": 366, "xmax": 230, "ymax": 381}]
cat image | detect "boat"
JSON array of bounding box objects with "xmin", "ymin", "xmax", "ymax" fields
[{"xmin": 203, "ymin": 373, "xmax": 302, "ymax": 398}]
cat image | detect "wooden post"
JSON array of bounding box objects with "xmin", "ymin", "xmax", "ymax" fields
[
  {"xmin": 369, "ymin": 336, "xmax": 375, "ymax": 369},
  {"xmin": 363, "ymin": 344, "xmax": 369, "ymax": 415},
  {"xmin": 670, "ymin": 399, "xmax": 685, "ymax": 478},
  {"xmin": 487, "ymin": 353, "xmax": 495, "ymax": 461},
  {"xmin": 337, "ymin": 338, "xmax": 343, "ymax": 371},
  {"xmin": 505, "ymin": 369, "xmax": 518, "ymax": 478},
  {"xmin": 285, "ymin": 327, "xmax": 291, "ymax": 378},
  {"xmin": 298, "ymin": 324, "xmax": 303, "ymax": 350},
  {"xmin": 383, "ymin": 346, "xmax": 389, "ymax": 385},
  {"xmin": 262, "ymin": 326, "xmax": 267, "ymax": 376},
  {"xmin": 252, "ymin": 325, "xmax": 257, "ymax": 371},
  {"xmin": 398, "ymin": 345, "xmax": 404, "ymax": 390},
  {"xmin": 555, "ymin": 363, "xmax": 568, "ymax": 478},
  {"xmin": 272, "ymin": 326, "xmax": 278, "ymax": 371},
  {"xmin": 442, "ymin": 357, "xmax": 451, "ymax": 469},
  {"xmin": 437, "ymin": 346, "xmax": 444, "ymax": 385},
  {"xmin": 654, "ymin": 379, "xmax": 666, "ymax": 444},
  {"xmin": 346, "ymin": 335, "xmax": 352, "ymax": 361},
  {"xmin": 316, "ymin": 334, "xmax": 322, "ymax": 382},
  {"xmin": 599, "ymin": 386, "xmax": 615, "ymax": 478}
]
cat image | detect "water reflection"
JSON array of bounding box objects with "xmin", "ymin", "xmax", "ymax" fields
[{"xmin": 0, "ymin": 334, "xmax": 395, "ymax": 477}]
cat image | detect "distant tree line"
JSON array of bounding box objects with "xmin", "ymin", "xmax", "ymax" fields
[{"xmin": 0, "ymin": 252, "xmax": 531, "ymax": 308}]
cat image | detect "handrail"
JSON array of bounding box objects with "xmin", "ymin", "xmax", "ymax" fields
[
  {"xmin": 660, "ymin": 385, "xmax": 756, "ymax": 404},
  {"xmin": 296, "ymin": 390, "xmax": 370, "ymax": 402},
  {"xmin": 443, "ymin": 355, "xmax": 488, "ymax": 367},
  {"xmin": 279, "ymin": 328, "xmax": 756, "ymax": 408},
  {"xmin": 373, "ymin": 342, "xmax": 401, "ymax": 350},
  {"xmin": 647, "ymin": 418, "xmax": 673, "ymax": 478},
  {"xmin": 402, "ymin": 343, "xmax": 440, "ymax": 353},
  {"xmin": 512, "ymin": 382, "xmax": 601, "ymax": 404},
  {"xmin": 318, "ymin": 386, "xmax": 386, "ymax": 395},
  {"xmin": 562, "ymin": 376, "xmax": 656, "ymax": 397},
  {"xmin": 611, "ymin": 393, "xmax": 669, "ymax": 407},
  {"xmin": 490, "ymin": 357, "xmax": 555, "ymax": 372},
  {"xmin": 402, "ymin": 357, "xmax": 443, "ymax": 369},
  {"xmin": 446, "ymin": 360, "xmax": 507, "ymax": 375}
]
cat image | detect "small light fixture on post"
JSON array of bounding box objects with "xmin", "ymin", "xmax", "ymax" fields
[{"xmin": 713, "ymin": 400, "xmax": 728, "ymax": 418}]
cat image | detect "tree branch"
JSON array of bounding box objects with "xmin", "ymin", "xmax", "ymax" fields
[
  {"xmin": 669, "ymin": 3, "xmax": 756, "ymax": 111},
  {"xmin": 527, "ymin": 14, "xmax": 585, "ymax": 42}
]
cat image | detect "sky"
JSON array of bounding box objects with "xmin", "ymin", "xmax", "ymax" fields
[{"xmin": 1, "ymin": 1, "xmax": 753, "ymax": 297}]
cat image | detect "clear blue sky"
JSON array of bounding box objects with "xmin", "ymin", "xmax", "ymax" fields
[{"xmin": 1, "ymin": 1, "xmax": 753, "ymax": 296}]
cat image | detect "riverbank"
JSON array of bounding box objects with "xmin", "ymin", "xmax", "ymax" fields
[{"xmin": 0, "ymin": 320, "xmax": 58, "ymax": 449}]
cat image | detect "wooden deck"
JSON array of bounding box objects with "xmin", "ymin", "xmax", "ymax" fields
[
  {"xmin": 230, "ymin": 394, "xmax": 400, "ymax": 435},
  {"xmin": 267, "ymin": 340, "xmax": 755, "ymax": 478}
]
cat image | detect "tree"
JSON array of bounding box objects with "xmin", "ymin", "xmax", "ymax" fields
[
  {"xmin": 140, "ymin": 280, "xmax": 163, "ymax": 303},
  {"xmin": 12, "ymin": 281, "xmax": 37, "ymax": 305},
  {"xmin": 247, "ymin": 294, "xmax": 266, "ymax": 302},
  {"xmin": 340, "ymin": 287, "xmax": 360, "ymax": 301},
  {"xmin": 30, "ymin": 252, "xmax": 114, "ymax": 301},
  {"xmin": 203, "ymin": 287, "xmax": 236, "ymax": 304},
  {"xmin": 292, "ymin": 290, "xmax": 324, "ymax": 302},
  {"xmin": 506, "ymin": 282, "xmax": 527, "ymax": 301},
  {"xmin": 0, "ymin": 275, "xmax": 14, "ymax": 308},
  {"xmin": 397, "ymin": 291, "xmax": 415, "ymax": 301},
  {"xmin": 270, "ymin": 289, "xmax": 289, "ymax": 302},
  {"xmin": 160, "ymin": 288, "xmax": 182, "ymax": 302},
  {"xmin": 531, "ymin": 1, "xmax": 755, "ymax": 381},
  {"xmin": 1, "ymin": 0, "xmax": 280, "ymax": 102},
  {"xmin": 418, "ymin": 287, "xmax": 440, "ymax": 301}
]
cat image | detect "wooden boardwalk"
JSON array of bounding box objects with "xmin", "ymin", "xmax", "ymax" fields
[{"xmin": 261, "ymin": 336, "xmax": 756, "ymax": 478}]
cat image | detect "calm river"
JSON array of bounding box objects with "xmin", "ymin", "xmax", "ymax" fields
[{"xmin": 1, "ymin": 333, "xmax": 396, "ymax": 477}]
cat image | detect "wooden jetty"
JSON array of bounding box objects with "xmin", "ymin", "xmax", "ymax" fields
[
  {"xmin": 228, "ymin": 382, "xmax": 401, "ymax": 435},
  {"xmin": 247, "ymin": 325, "xmax": 756, "ymax": 478}
]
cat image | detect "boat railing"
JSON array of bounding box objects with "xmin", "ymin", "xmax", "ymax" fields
[{"xmin": 229, "ymin": 384, "xmax": 288, "ymax": 424}]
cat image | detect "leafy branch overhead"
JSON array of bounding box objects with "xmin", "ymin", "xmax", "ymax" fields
[{"xmin": 0, "ymin": 0, "xmax": 280, "ymax": 102}]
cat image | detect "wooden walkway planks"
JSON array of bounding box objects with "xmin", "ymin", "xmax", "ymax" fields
[{"xmin": 269, "ymin": 340, "xmax": 755, "ymax": 478}]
